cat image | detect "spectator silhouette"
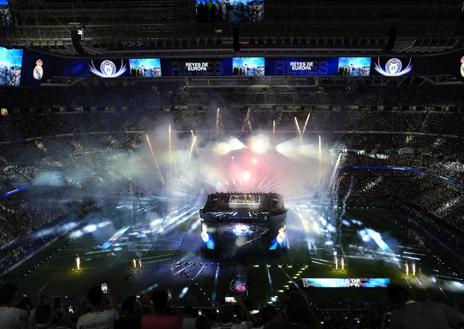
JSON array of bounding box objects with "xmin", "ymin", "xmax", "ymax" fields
[
  {"xmin": 195, "ymin": 315, "xmax": 211, "ymax": 329},
  {"xmin": 0, "ymin": 283, "xmax": 28, "ymax": 329},
  {"xmin": 254, "ymin": 304, "xmax": 279, "ymax": 328},
  {"xmin": 141, "ymin": 290, "xmax": 181, "ymax": 329},
  {"xmin": 76, "ymin": 285, "xmax": 118, "ymax": 329},
  {"xmin": 211, "ymin": 304, "xmax": 247, "ymax": 329},
  {"xmin": 388, "ymin": 285, "xmax": 464, "ymax": 329},
  {"xmin": 265, "ymin": 292, "xmax": 320, "ymax": 329},
  {"xmin": 35, "ymin": 303, "xmax": 71, "ymax": 329},
  {"xmin": 115, "ymin": 296, "xmax": 141, "ymax": 329}
]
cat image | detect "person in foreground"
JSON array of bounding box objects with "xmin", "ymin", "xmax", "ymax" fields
[
  {"xmin": 141, "ymin": 289, "xmax": 182, "ymax": 329},
  {"xmin": 76, "ymin": 285, "xmax": 118, "ymax": 329},
  {"xmin": 265, "ymin": 291, "xmax": 320, "ymax": 329},
  {"xmin": 388, "ymin": 284, "xmax": 464, "ymax": 329},
  {"xmin": 0, "ymin": 283, "xmax": 28, "ymax": 329}
]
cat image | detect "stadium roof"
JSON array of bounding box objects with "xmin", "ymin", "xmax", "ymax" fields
[{"xmin": 2, "ymin": 0, "xmax": 464, "ymax": 56}]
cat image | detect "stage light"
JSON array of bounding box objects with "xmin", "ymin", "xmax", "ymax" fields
[
  {"xmin": 241, "ymin": 171, "xmax": 251, "ymax": 181},
  {"xmin": 214, "ymin": 138, "xmax": 245, "ymax": 155},
  {"xmin": 70, "ymin": 230, "xmax": 83, "ymax": 239},
  {"xmin": 276, "ymin": 227, "xmax": 286, "ymax": 244},
  {"xmin": 249, "ymin": 134, "xmax": 270, "ymax": 154},
  {"xmin": 83, "ymin": 224, "xmax": 97, "ymax": 233},
  {"xmin": 275, "ymin": 139, "xmax": 299, "ymax": 158},
  {"xmin": 233, "ymin": 224, "xmax": 251, "ymax": 236},
  {"xmin": 201, "ymin": 224, "xmax": 209, "ymax": 243},
  {"xmin": 214, "ymin": 142, "xmax": 231, "ymax": 156},
  {"xmin": 150, "ymin": 218, "xmax": 162, "ymax": 229},
  {"xmin": 228, "ymin": 137, "xmax": 246, "ymax": 151},
  {"xmin": 206, "ymin": 239, "xmax": 215, "ymax": 250}
]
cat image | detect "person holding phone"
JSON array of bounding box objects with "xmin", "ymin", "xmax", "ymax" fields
[{"xmin": 76, "ymin": 285, "xmax": 118, "ymax": 329}]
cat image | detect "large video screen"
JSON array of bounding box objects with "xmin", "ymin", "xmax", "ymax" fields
[
  {"xmin": 338, "ymin": 57, "xmax": 371, "ymax": 77},
  {"xmin": 0, "ymin": 0, "xmax": 13, "ymax": 30},
  {"xmin": 266, "ymin": 58, "xmax": 340, "ymax": 76},
  {"xmin": 161, "ymin": 58, "xmax": 231, "ymax": 76},
  {"xmin": 233, "ymin": 57, "xmax": 265, "ymax": 77},
  {"xmin": 302, "ymin": 278, "xmax": 391, "ymax": 288},
  {"xmin": 129, "ymin": 58, "xmax": 161, "ymax": 78},
  {"xmin": 0, "ymin": 47, "xmax": 23, "ymax": 87},
  {"xmin": 196, "ymin": 0, "xmax": 264, "ymax": 23}
]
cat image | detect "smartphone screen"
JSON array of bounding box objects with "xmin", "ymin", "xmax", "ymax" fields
[
  {"xmin": 225, "ymin": 297, "xmax": 236, "ymax": 303},
  {"xmin": 101, "ymin": 283, "xmax": 108, "ymax": 294}
]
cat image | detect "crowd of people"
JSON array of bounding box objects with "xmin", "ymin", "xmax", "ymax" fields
[
  {"xmin": 232, "ymin": 65, "xmax": 265, "ymax": 77},
  {"xmin": 0, "ymin": 203, "xmax": 64, "ymax": 247},
  {"xmin": 0, "ymin": 282, "xmax": 463, "ymax": 329},
  {"xmin": 0, "ymin": 65, "xmax": 21, "ymax": 87},
  {"xmin": 337, "ymin": 160, "xmax": 464, "ymax": 265}
]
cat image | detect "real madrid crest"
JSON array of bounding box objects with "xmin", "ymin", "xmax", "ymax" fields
[{"xmin": 33, "ymin": 59, "xmax": 44, "ymax": 80}]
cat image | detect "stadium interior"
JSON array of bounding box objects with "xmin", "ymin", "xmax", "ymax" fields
[{"xmin": 0, "ymin": 1, "xmax": 464, "ymax": 329}]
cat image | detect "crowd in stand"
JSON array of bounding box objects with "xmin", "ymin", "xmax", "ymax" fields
[
  {"xmin": 0, "ymin": 204, "xmax": 64, "ymax": 247},
  {"xmin": 0, "ymin": 282, "xmax": 463, "ymax": 329},
  {"xmin": 337, "ymin": 158, "xmax": 464, "ymax": 263},
  {"xmin": 196, "ymin": 0, "xmax": 264, "ymax": 23},
  {"xmin": 0, "ymin": 196, "xmax": 97, "ymax": 251}
]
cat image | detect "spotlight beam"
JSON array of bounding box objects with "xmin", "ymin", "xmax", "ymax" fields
[
  {"xmin": 145, "ymin": 134, "xmax": 165, "ymax": 184},
  {"xmin": 216, "ymin": 107, "xmax": 221, "ymax": 132},
  {"xmin": 318, "ymin": 135, "xmax": 322, "ymax": 179},
  {"xmin": 302, "ymin": 113, "xmax": 311, "ymax": 136},
  {"xmin": 294, "ymin": 117, "xmax": 303, "ymax": 144},
  {"xmin": 188, "ymin": 134, "xmax": 197, "ymax": 165},
  {"xmin": 191, "ymin": 130, "xmax": 199, "ymax": 154},
  {"xmin": 242, "ymin": 108, "xmax": 253, "ymax": 132}
]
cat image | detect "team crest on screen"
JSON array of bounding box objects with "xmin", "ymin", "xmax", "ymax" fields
[
  {"xmin": 89, "ymin": 59, "xmax": 127, "ymax": 78},
  {"xmin": 33, "ymin": 59, "xmax": 44, "ymax": 80},
  {"xmin": 374, "ymin": 57, "xmax": 412, "ymax": 77}
]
